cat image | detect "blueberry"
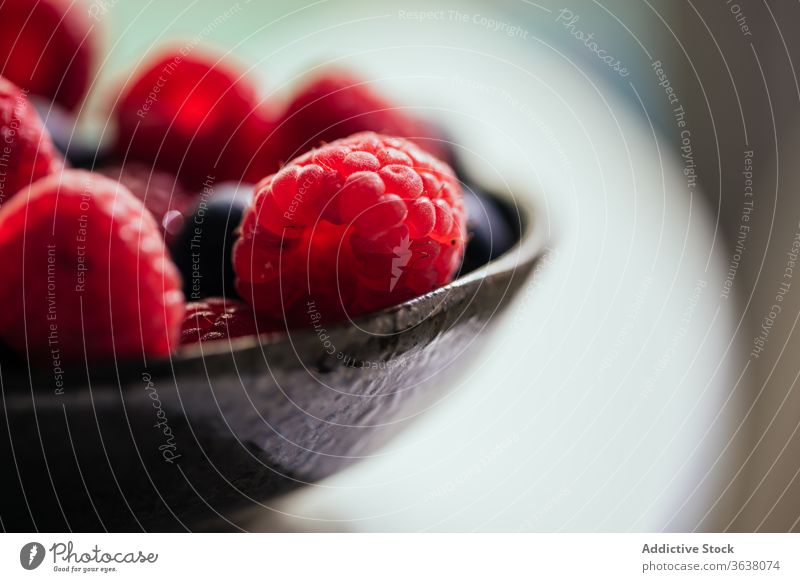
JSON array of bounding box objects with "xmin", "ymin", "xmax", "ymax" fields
[
  {"xmin": 460, "ymin": 183, "xmax": 517, "ymax": 274},
  {"xmin": 31, "ymin": 97, "xmax": 111, "ymax": 169},
  {"xmin": 172, "ymin": 182, "xmax": 253, "ymax": 301}
]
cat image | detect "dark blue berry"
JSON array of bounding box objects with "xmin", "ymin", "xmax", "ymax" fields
[
  {"xmin": 172, "ymin": 182, "xmax": 253, "ymax": 301},
  {"xmin": 32, "ymin": 97, "xmax": 111, "ymax": 169},
  {"xmin": 460, "ymin": 183, "xmax": 517, "ymax": 274}
]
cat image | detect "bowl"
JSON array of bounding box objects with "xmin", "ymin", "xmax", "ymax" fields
[{"xmin": 0, "ymin": 185, "xmax": 546, "ymax": 531}]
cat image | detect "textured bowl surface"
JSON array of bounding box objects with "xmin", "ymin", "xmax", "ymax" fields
[{"xmin": 0, "ymin": 188, "xmax": 546, "ymax": 531}]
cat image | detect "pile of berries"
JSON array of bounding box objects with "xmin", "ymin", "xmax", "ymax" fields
[{"xmin": 0, "ymin": 0, "xmax": 514, "ymax": 367}]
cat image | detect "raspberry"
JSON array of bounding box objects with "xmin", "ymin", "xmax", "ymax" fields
[
  {"xmin": 233, "ymin": 132, "xmax": 466, "ymax": 327},
  {"xmin": 273, "ymin": 69, "xmax": 450, "ymax": 166},
  {"xmin": 180, "ymin": 298, "xmax": 258, "ymax": 345},
  {"xmin": 0, "ymin": 0, "xmax": 95, "ymax": 110},
  {"xmin": 0, "ymin": 77, "xmax": 63, "ymax": 205},
  {"xmin": 97, "ymin": 163, "xmax": 195, "ymax": 245},
  {"xmin": 0, "ymin": 170, "xmax": 184, "ymax": 363},
  {"xmin": 113, "ymin": 51, "xmax": 272, "ymax": 189}
]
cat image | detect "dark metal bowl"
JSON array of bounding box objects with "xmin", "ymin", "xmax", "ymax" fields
[{"xmin": 0, "ymin": 188, "xmax": 546, "ymax": 532}]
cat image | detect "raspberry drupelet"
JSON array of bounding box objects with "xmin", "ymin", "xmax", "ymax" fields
[
  {"xmin": 233, "ymin": 132, "xmax": 466, "ymax": 328},
  {"xmin": 180, "ymin": 298, "xmax": 258, "ymax": 345}
]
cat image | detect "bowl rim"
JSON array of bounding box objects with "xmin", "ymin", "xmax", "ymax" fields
[
  {"xmin": 178, "ymin": 184, "xmax": 547, "ymax": 356},
  {"xmin": 3, "ymin": 186, "xmax": 548, "ymax": 393}
]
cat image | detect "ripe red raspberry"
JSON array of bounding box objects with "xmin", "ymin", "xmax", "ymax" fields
[
  {"xmin": 273, "ymin": 69, "xmax": 450, "ymax": 166},
  {"xmin": 180, "ymin": 298, "xmax": 258, "ymax": 345},
  {"xmin": 97, "ymin": 163, "xmax": 196, "ymax": 245},
  {"xmin": 0, "ymin": 0, "xmax": 95, "ymax": 111},
  {"xmin": 0, "ymin": 170, "xmax": 184, "ymax": 363},
  {"xmin": 234, "ymin": 132, "xmax": 466, "ymax": 327},
  {"xmin": 113, "ymin": 51, "xmax": 273, "ymax": 189},
  {"xmin": 0, "ymin": 76, "xmax": 63, "ymax": 205}
]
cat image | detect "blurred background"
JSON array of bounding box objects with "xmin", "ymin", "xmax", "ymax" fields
[{"xmin": 4, "ymin": 0, "xmax": 800, "ymax": 531}]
